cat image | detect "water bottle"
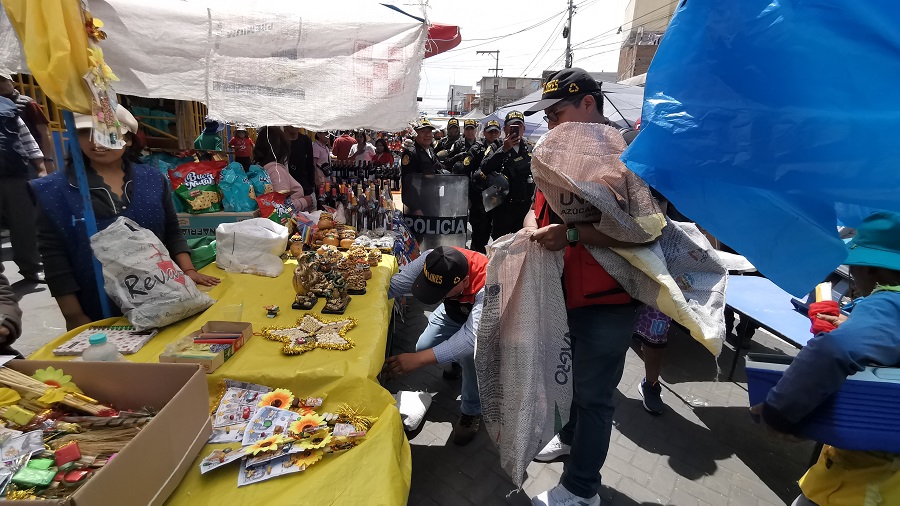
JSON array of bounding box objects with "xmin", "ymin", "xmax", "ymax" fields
[{"xmin": 81, "ymin": 333, "xmax": 125, "ymax": 362}]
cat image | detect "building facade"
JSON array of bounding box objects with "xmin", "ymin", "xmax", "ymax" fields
[
  {"xmin": 476, "ymin": 76, "xmax": 542, "ymax": 115},
  {"xmin": 446, "ymin": 84, "xmax": 474, "ymax": 114},
  {"xmin": 617, "ymin": 0, "xmax": 676, "ymax": 81}
]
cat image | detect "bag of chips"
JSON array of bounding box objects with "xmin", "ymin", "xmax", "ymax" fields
[
  {"xmin": 169, "ymin": 161, "xmax": 228, "ymax": 214},
  {"xmin": 247, "ymin": 164, "xmax": 274, "ymax": 197},
  {"xmin": 257, "ymin": 192, "xmax": 295, "ymax": 226},
  {"xmin": 220, "ymin": 162, "xmax": 258, "ymax": 212}
]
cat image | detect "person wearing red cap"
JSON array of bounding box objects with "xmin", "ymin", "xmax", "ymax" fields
[{"xmin": 385, "ymin": 246, "xmax": 488, "ymax": 445}]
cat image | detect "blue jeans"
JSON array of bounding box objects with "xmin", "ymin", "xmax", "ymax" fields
[
  {"xmin": 559, "ymin": 303, "xmax": 640, "ymax": 498},
  {"xmin": 415, "ymin": 303, "xmax": 481, "ymax": 416}
]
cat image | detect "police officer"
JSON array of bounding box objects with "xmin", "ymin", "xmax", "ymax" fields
[
  {"xmin": 478, "ymin": 110, "xmax": 534, "ymax": 239},
  {"xmin": 436, "ymin": 118, "xmax": 461, "ymax": 153},
  {"xmin": 443, "ymin": 119, "xmax": 479, "ymax": 174},
  {"xmin": 401, "ymin": 119, "xmax": 448, "ymax": 215},
  {"xmin": 461, "ymin": 120, "xmax": 502, "ymax": 253}
]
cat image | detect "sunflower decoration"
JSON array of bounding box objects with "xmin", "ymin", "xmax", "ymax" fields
[
  {"xmin": 290, "ymin": 449, "xmax": 324, "ymax": 471},
  {"xmin": 296, "ymin": 429, "xmax": 332, "ymax": 450},
  {"xmin": 289, "ymin": 413, "xmax": 325, "ymax": 437},
  {"xmin": 248, "ymin": 435, "xmax": 286, "ymax": 456},
  {"xmin": 0, "ymin": 388, "xmax": 20, "ymax": 408},
  {"xmin": 83, "ymin": 11, "xmax": 108, "ymax": 42},
  {"xmin": 32, "ymin": 367, "xmax": 83, "ymax": 404},
  {"xmin": 87, "ymin": 46, "xmax": 119, "ymax": 84},
  {"xmin": 257, "ymin": 389, "xmax": 294, "ymax": 409}
]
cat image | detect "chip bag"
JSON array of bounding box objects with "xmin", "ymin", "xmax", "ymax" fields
[
  {"xmin": 247, "ymin": 164, "xmax": 274, "ymax": 197},
  {"xmin": 220, "ymin": 162, "xmax": 258, "ymax": 212},
  {"xmin": 169, "ymin": 161, "xmax": 228, "ymax": 214},
  {"xmin": 257, "ymin": 192, "xmax": 295, "ymax": 226}
]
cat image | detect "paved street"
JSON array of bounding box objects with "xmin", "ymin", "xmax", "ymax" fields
[
  {"xmin": 385, "ymin": 298, "xmax": 812, "ymax": 506},
  {"xmin": 4, "ymin": 236, "xmax": 811, "ymax": 505}
]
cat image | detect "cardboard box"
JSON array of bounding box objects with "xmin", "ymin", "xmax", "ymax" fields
[
  {"xmin": 177, "ymin": 211, "xmax": 259, "ymax": 237},
  {"xmin": 0, "ymin": 360, "xmax": 211, "ymax": 506},
  {"xmin": 159, "ymin": 321, "xmax": 252, "ymax": 373}
]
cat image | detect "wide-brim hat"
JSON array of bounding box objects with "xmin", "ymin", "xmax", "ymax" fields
[
  {"xmin": 73, "ymin": 106, "xmax": 139, "ymax": 134},
  {"xmin": 845, "ymin": 211, "xmax": 900, "ymax": 271}
]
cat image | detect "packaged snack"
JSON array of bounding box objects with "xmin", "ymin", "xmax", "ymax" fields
[
  {"xmin": 247, "ymin": 164, "xmax": 274, "ymax": 197},
  {"xmin": 257, "ymin": 192, "xmax": 295, "ymax": 227},
  {"xmin": 220, "ymin": 162, "xmax": 258, "ymax": 212},
  {"xmin": 169, "ymin": 161, "xmax": 228, "ymax": 214}
]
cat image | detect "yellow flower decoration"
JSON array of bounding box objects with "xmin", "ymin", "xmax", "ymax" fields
[
  {"xmin": 258, "ymin": 389, "xmax": 294, "ymax": 409},
  {"xmin": 296, "ymin": 429, "xmax": 332, "ymax": 450},
  {"xmin": 87, "ymin": 47, "xmax": 119, "ymax": 83},
  {"xmin": 248, "ymin": 435, "xmax": 285, "ymax": 456},
  {"xmin": 0, "ymin": 388, "xmax": 20, "ymax": 407},
  {"xmin": 289, "ymin": 413, "xmax": 325, "ymax": 437},
  {"xmin": 290, "ymin": 449, "xmax": 323, "ymax": 471},
  {"xmin": 32, "ymin": 367, "xmax": 82, "ymax": 393}
]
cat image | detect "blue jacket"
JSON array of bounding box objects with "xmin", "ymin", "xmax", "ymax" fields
[
  {"xmin": 30, "ymin": 163, "xmax": 171, "ymax": 321},
  {"xmin": 763, "ymin": 290, "xmax": 900, "ymax": 433}
]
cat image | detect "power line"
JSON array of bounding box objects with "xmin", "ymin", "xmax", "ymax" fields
[
  {"xmin": 521, "ymin": 12, "xmax": 568, "ymax": 76},
  {"xmin": 572, "ymin": 0, "xmax": 677, "ymax": 49}
]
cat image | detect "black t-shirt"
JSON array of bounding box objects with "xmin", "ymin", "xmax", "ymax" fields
[{"xmin": 288, "ymin": 136, "xmax": 316, "ymax": 195}]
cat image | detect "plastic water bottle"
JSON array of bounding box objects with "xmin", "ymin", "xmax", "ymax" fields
[{"xmin": 81, "ymin": 333, "xmax": 125, "ymax": 362}]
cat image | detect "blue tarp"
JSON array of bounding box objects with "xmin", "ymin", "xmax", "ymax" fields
[{"xmin": 622, "ymin": 0, "xmax": 900, "ymax": 296}]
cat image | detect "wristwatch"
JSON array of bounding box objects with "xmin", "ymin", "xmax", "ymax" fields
[{"xmin": 566, "ymin": 225, "xmax": 579, "ymax": 247}]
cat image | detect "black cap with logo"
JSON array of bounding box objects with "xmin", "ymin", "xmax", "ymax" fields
[
  {"xmin": 413, "ymin": 118, "xmax": 436, "ymax": 131},
  {"xmin": 412, "ymin": 247, "xmax": 469, "ymax": 304},
  {"xmin": 504, "ymin": 110, "xmax": 525, "ymax": 125},
  {"xmin": 484, "ymin": 119, "xmax": 501, "ymax": 132},
  {"xmin": 463, "ymin": 119, "xmax": 477, "ymax": 129},
  {"xmin": 524, "ymin": 67, "xmax": 602, "ymax": 116},
  {"xmin": 447, "ymin": 118, "xmax": 460, "ymax": 129}
]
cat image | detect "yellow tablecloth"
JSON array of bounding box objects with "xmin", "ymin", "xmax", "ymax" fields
[{"xmin": 30, "ymin": 257, "xmax": 411, "ymax": 505}]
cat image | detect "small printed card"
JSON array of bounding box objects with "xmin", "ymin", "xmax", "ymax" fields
[
  {"xmin": 199, "ymin": 444, "xmax": 247, "ymax": 474},
  {"xmin": 242, "ymin": 407, "xmax": 299, "ymax": 447}
]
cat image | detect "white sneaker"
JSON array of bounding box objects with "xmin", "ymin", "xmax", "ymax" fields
[
  {"xmin": 532, "ymin": 483, "xmax": 601, "ymax": 506},
  {"xmin": 534, "ymin": 434, "xmax": 571, "ymax": 462}
]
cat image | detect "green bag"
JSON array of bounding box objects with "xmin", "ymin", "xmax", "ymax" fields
[{"xmin": 186, "ymin": 236, "xmax": 216, "ymax": 270}]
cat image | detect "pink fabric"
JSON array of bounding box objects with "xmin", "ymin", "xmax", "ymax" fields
[{"xmin": 264, "ymin": 161, "xmax": 311, "ymax": 211}]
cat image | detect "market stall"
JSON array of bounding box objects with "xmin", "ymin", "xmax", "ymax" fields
[{"xmin": 0, "ymin": 0, "xmax": 434, "ymax": 503}]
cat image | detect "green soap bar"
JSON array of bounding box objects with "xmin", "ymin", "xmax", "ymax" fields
[
  {"xmin": 27, "ymin": 458, "xmax": 55, "ymax": 470},
  {"xmin": 12, "ymin": 467, "xmax": 56, "ymax": 487},
  {"xmin": 58, "ymin": 462, "xmax": 77, "ymax": 472}
]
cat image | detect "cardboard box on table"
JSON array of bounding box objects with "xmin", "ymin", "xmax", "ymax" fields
[
  {"xmin": 177, "ymin": 211, "xmax": 259, "ymax": 237},
  {"xmin": 0, "ymin": 361, "xmax": 212, "ymax": 506},
  {"xmin": 159, "ymin": 321, "xmax": 252, "ymax": 373}
]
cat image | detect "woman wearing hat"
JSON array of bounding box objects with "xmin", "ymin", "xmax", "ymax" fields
[
  {"xmin": 30, "ymin": 106, "xmax": 220, "ymax": 330},
  {"xmin": 194, "ymin": 119, "xmax": 224, "ymax": 152},
  {"xmin": 751, "ymin": 211, "xmax": 900, "ymax": 506}
]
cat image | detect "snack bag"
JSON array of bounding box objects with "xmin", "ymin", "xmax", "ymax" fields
[
  {"xmin": 169, "ymin": 161, "xmax": 228, "ymax": 214},
  {"xmin": 247, "ymin": 164, "xmax": 274, "ymax": 197},
  {"xmin": 220, "ymin": 162, "xmax": 258, "ymax": 212},
  {"xmin": 256, "ymin": 192, "xmax": 295, "ymax": 226}
]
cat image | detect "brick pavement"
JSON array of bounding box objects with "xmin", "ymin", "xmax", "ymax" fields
[{"xmin": 383, "ymin": 299, "xmax": 814, "ymax": 505}]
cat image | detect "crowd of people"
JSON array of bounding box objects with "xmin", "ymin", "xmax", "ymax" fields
[{"xmin": 0, "ymin": 65, "xmax": 896, "ymax": 506}]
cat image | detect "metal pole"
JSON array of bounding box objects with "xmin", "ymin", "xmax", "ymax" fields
[
  {"xmin": 565, "ymin": 0, "xmax": 574, "ymax": 68},
  {"xmin": 477, "ymin": 50, "xmax": 502, "ymax": 114},
  {"xmin": 62, "ymin": 110, "xmax": 112, "ymax": 318}
]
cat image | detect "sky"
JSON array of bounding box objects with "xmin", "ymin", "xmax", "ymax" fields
[{"xmin": 415, "ymin": 0, "xmax": 631, "ymax": 112}]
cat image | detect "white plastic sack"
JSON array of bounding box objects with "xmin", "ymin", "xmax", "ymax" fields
[
  {"xmin": 215, "ymin": 218, "xmax": 289, "ymax": 277},
  {"xmin": 90, "ymin": 217, "xmax": 214, "ymax": 330},
  {"xmin": 476, "ymin": 232, "xmax": 569, "ymax": 488},
  {"xmin": 392, "ymin": 391, "xmax": 433, "ymax": 432}
]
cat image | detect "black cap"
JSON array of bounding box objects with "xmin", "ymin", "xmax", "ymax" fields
[
  {"xmin": 413, "ymin": 118, "xmax": 436, "ymax": 131},
  {"xmin": 523, "ymin": 67, "xmax": 602, "ymax": 116},
  {"xmin": 447, "ymin": 118, "xmax": 460, "ymax": 128},
  {"xmin": 504, "ymin": 110, "xmax": 525, "ymax": 125},
  {"xmin": 412, "ymin": 247, "xmax": 469, "ymax": 304},
  {"xmin": 463, "ymin": 119, "xmax": 477, "ymax": 129},
  {"xmin": 484, "ymin": 119, "xmax": 501, "ymax": 132}
]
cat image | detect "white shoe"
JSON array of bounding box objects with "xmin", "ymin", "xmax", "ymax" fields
[
  {"xmin": 534, "ymin": 434, "xmax": 571, "ymax": 462},
  {"xmin": 532, "ymin": 484, "xmax": 601, "ymax": 506}
]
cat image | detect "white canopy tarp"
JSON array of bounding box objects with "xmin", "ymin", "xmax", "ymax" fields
[
  {"xmin": 0, "ymin": 0, "xmax": 428, "ymax": 131},
  {"xmin": 483, "ymin": 82, "xmax": 645, "ymax": 142}
]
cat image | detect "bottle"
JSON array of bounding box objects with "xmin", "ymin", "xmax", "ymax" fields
[
  {"xmin": 317, "ymin": 184, "xmax": 327, "ymax": 210},
  {"xmin": 81, "ymin": 333, "xmax": 124, "ymax": 362}
]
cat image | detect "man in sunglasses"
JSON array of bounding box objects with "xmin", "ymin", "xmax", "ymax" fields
[{"xmin": 522, "ymin": 68, "xmax": 647, "ymax": 506}]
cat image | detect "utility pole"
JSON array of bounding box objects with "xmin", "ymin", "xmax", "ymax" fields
[
  {"xmin": 477, "ymin": 50, "xmax": 502, "ymax": 113},
  {"xmin": 564, "ymin": 0, "xmax": 575, "ymax": 68}
]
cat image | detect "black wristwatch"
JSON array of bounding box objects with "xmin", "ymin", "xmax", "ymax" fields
[{"xmin": 566, "ymin": 225, "xmax": 579, "ymax": 247}]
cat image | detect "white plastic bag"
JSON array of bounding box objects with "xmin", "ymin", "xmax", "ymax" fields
[
  {"xmin": 90, "ymin": 217, "xmax": 214, "ymax": 330},
  {"xmin": 392, "ymin": 391, "xmax": 433, "ymax": 432},
  {"xmin": 215, "ymin": 218, "xmax": 289, "ymax": 277}
]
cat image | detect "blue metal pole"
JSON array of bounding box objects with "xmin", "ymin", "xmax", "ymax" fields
[{"xmin": 61, "ymin": 110, "xmax": 112, "ymax": 318}]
